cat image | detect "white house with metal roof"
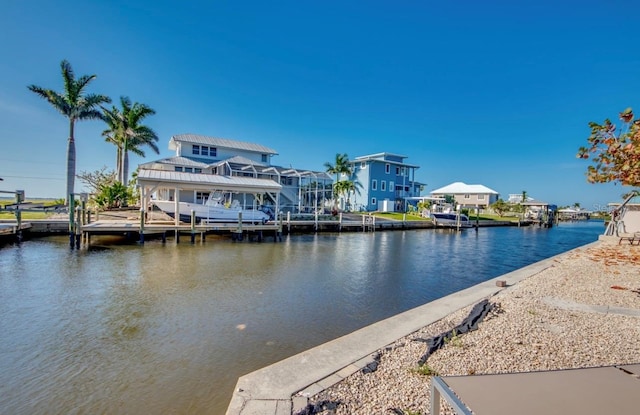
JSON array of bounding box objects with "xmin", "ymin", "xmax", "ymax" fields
[
  {"xmin": 430, "ymin": 182, "xmax": 499, "ymax": 208},
  {"xmin": 137, "ymin": 134, "xmax": 333, "ymax": 216}
]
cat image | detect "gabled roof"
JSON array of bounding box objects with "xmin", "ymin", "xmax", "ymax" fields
[
  {"xmin": 212, "ymin": 155, "xmax": 269, "ymax": 168},
  {"xmin": 431, "ymin": 182, "xmax": 499, "ymax": 195},
  {"xmin": 169, "ymin": 134, "xmax": 278, "ymax": 155}
]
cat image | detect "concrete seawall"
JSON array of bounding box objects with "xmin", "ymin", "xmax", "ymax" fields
[{"xmin": 225, "ymin": 241, "xmax": 596, "ymax": 415}]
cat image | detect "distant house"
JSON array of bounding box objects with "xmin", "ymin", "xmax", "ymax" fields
[
  {"xmin": 345, "ymin": 153, "xmax": 423, "ymax": 212},
  {"xmin": 430, "ymin": 182, "xmax": 499, "ymax": 208},
  {"xmin": 507, "ymin": 194, "xmax": 533, "ymax": 204},
  {"xmin": 136, "ymin": 134, "xmax": 332, "ymax": 214}
]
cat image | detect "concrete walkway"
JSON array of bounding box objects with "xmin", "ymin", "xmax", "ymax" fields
[{"xmin": 225, "ymin": 243, "xmax": 594, "ymax": 414}]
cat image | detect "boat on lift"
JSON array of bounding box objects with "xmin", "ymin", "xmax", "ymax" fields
[{"xmin": 152, "ymin": 192, "xmax": 272, "ymax": 223}]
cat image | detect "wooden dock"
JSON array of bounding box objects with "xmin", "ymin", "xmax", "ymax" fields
[
  {"xmin": 1, "ymin": 208, "xmax": 523, "ymax": 249},
  {"xmin": 0, "ymin": 222, "xmax": 32, "ymax": 242}
]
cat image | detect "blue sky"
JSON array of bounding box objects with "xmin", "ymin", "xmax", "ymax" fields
[{"xmin": 1, "ymin": 0, "xmax": 638, "ymax": 210}]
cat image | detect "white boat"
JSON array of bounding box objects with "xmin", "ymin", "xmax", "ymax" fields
[
  {"xmin": 425, "ymin": 203, "xmax": 472, "ymax": 228},
  {"xmin": 430, "ymin": 212, "xmax": 472, "ymax": 228},
  {"xmin": 152, "ymin": 193, "xmax": 272, "ymax": 223}
]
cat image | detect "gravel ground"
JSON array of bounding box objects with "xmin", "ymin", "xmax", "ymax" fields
[{"xmin": 310, "ymin": 242, "xmax": 640, "ymax": 415}]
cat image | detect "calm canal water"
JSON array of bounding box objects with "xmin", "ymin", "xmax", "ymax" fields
[{"xmin": 0, "ymin": 221, "xmax": 603, "ymax": 414}]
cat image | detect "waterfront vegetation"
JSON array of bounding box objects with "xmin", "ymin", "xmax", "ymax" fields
[
  {"xmin": 28, "ymin": 60, "xmax": 111, "ymax": 204},
  {"xmin": 578, "ymin": 107, "xmax": 640, "ymax": 187},
  {"xmin": 27, "ymin": 60, "xmax": 158, "ymax": 206}
]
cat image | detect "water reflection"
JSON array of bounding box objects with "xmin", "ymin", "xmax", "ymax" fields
[{"xmin": 0, "ymin": 222, "xmax": 602, "ymax": 414}]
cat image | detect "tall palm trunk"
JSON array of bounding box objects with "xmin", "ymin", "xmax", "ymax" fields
[
  {"xmin": 115, "ymin": 146, "xmax": 122, "ymax": 183},
  {"xmin": 67, "ymin": 120, "xmax": 76, "ymax": 203},
  {"xmin": 123, "ymin": 149, "xmax": 129, "ymax": 187}
]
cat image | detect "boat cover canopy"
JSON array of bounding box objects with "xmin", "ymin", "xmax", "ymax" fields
[{"xmin": 137, "ymin": 169, "xmax": 282, "ymax": 193}]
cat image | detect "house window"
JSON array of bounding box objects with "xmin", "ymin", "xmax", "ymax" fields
[
  {"xmin": 261, "ymin": 154, "xmax": 268, "ymax": 162},
  {"xmin": 174, "ymin": 166, "xmax": 183, "ymax": 172},
  {"xmin": 396, "ymin": 166, "xmax": 400, "ymax": 175},
  {"xmin": 201, "ymin": 146, "xmax": 209, "ymax": 156},
  {"xmin": 385, "ymin": 163, "xmax": 390, "ymax": 174},
  {"xmin": 196, "ymin": 192, "xmax": 207, "ymax": 202},
  {"xmin": 372, "ymin": 180, "xmax": 377, "ymax": 190},
  {"xmin": 371, "ymin": 197, "xmax": 377, "ymax": 205},
  {"xmin": 478, "ymin": 194, "xmax": 485, "ymax": 200},
  {"xmin": 192, "ymin": 145, "xmax": 200, "ymax": 155},
  {"xmin": 464, "ymin": 194, "xmax": 470, "ymax": 199},
  {"xmin": 360, "ymin": 162, "xmax": 366, "ymax": 168},
  {"xmin": 194, "ymin": 168, "xmax": 202, "ymax": 174},
  {"xmin": 381, "ymin": 181, "xmax": 386, "ymax": 191},
  {"xmin": 185, "ymin": 167, "xmax": 193, "ymax": 173},
  {"xmin": 390, "ymin": 181, "xmax": 394, "ymax": 192},
  {"xmin": 210, "ymin": 147, "xmax": 217, "ymax": 157}
]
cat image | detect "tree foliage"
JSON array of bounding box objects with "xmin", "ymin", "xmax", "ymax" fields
[
  {"xmin": 490, "ymin": 199, "xmax": 510, "ymax": 217},
  {"xmin": 28, "ymin": 60, "xmax": 111, "ymax": 203},
  {"xmin": 324, "ymin": 153, "xmax": 352, "ymax": 180},
  {"xmin": 101, "ymin": 96, "xmax": 159, "ymax": 186},
  {"xmin": 333, "ymin": 178, "xmax": 362, "ymax": 211},
  {"xmin": 77, "ymin": 166, "xmax": 117, "ymax": 194},
  {"xmin": 324, "ymin": 153, "xmax": 353, "ymax": 207},
  {"xmin": 94, "ymin": 181, "xmax": 133, "ymax": 209},
  {"xmin": 577, "ymin": 108, "xmax": 640, "ymax": 186}
]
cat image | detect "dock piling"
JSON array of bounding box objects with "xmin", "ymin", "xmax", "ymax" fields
[
  {"xmin": 68, "ymin": 195, "xmax": 75, "ymax": 248},
  {"xmin": 139, "ymin": 208, "xmax": 145, "ymax": 244},
  {"xmin": 190, "ymin": 210, "xmax": 196, "ymax": 244}
]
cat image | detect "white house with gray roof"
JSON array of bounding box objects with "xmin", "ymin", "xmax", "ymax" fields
[
  {"xmin": 430, "ymin": 182, "xmax": 499, "ymax": 208},
  {"xmin": 137, "ymin": 134, "xmax": 333, "ymax": 214}
]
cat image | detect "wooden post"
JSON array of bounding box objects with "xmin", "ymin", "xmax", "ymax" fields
[
  {"xmin": 287, "ymin": 211, "xmax": 291, "ymax": 233},
  {"xmin": 237, "ymin": 211, "xmax": 243, "ymax": 241},
  {"xmin": 68, "ymin": 194, "xmax": 75, "ymax": 248},
  {"xmin": 15, "ymin": 190, "xmax": 24, "ymax": 242},
  {"xmin": 191, "ymin": 210, "xmax": 196, "ymax": 244},
  {"xmin": 339, "ymin": 212, "xmax": 342, "ymax": 232},
  {"xmin": 75, "ymin": 206, "xmax": 82, "ymax": 248},
  {"xmin": 139, "ymin": 208, "xmax": 145, "ymax": 244}
]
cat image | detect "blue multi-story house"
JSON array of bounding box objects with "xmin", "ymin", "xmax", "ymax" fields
[{"xmin": 342, "ymin": 152, "xmax": 423, "ymax": 212}]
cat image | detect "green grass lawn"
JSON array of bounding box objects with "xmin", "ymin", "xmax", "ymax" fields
[{"xmin": 0, "ymin": 198, "xmax": 64, "ymax": 220}]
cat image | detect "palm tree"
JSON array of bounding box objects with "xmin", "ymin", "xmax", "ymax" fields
[
  {"xmin": 28, "ymin": 60, "xmax": 111, "ymax": 203},
  {"xmin": 101, "ymin": 96, "xmax": 159, "ymax": 186},
  {"xmin": 342, "ymin": 179, "xmax": 363, "ymax": 211},
  {"xmin": 324, "ymin": 153, "xmax": 352, "ymax": 182},
  {"xmin": 521, "ymin": 190, "xmax": 528, "ymax": 203},
  {"xmin": 324, "ymin": 153, "xmax": 352, "ymax": 206}
]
